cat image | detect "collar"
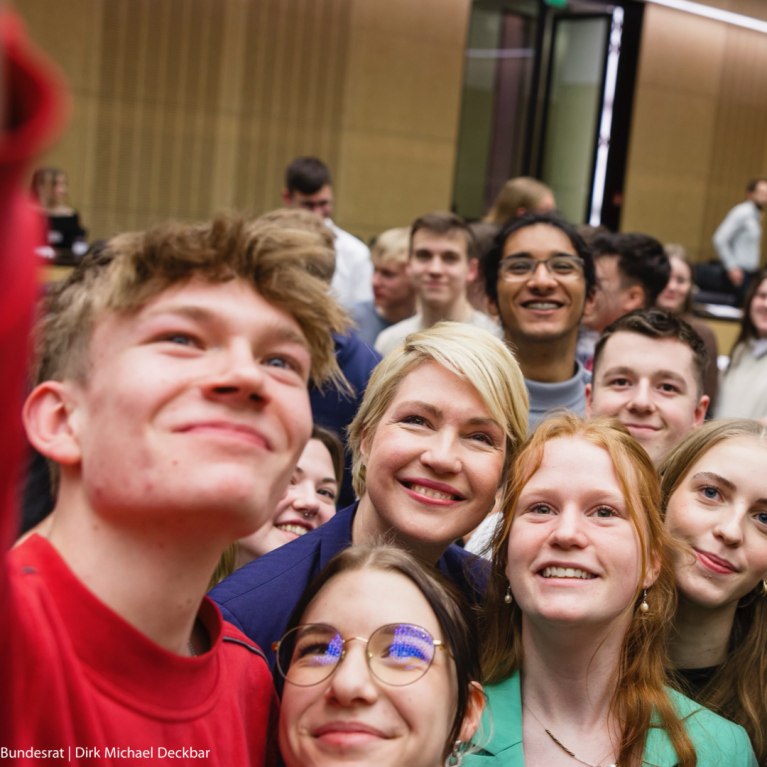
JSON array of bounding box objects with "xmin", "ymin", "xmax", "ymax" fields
[
  {"xmin": 318, "ymin": 502, "xmax": 357, "ymax": 570},
  {"xmin": 11, "ymin": 534, "xmax": 226, "ymax": 714},
  {"xmin": 475, "ymin": 670, "xmax": 524, "ymax": 755}
]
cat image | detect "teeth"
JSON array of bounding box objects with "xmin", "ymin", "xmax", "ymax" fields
[
  {"xmin": 276, "ymin": 524, "xmax": 308, "ymax": 537},
  {"xmin": 408, "ymin": 484, "xmax": 457, "ymax": 501},
  {"xmin": 526, "ymin": 302, "xmax": 559, "ymax": 310},
  {"xmin": 542, "ymin": 566, "xmax": 597, "ymax": 579}
]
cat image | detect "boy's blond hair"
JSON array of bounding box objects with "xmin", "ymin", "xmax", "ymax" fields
[
  {"xmin": 371, "ymin": 227, "xmax": 410, "ymax": 268},
  {"xmin": 36, "ymin": 214, "xmax": 349, "ymax": 388},
  {"xmin": 347, "ymin": 322, "xmax": 529, "ymax": 497}
]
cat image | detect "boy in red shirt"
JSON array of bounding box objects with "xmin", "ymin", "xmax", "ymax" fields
[{"xmin": 0, "ymin": 26, "xmax": 348, "ymax": 756}]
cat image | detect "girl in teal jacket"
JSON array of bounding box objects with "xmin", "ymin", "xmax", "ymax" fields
[{"xmin": 465, "ymin": 415, "xmax": 755, "ymax": 767}]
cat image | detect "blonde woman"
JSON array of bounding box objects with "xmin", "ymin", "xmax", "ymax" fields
[
  {"xmin": 210, "ymin": 322, "xmax": 529, "ymax": 669},
  {"xmin": 661, "ymin": 419, "xmax": 767, "ymax": 765},
  {"xmin": 466, "ymin": 415, "xmax": 755, "ymax": 766}
]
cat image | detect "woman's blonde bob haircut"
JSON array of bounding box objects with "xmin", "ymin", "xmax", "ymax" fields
[{"xmin": 347, "ymin": 322, "xmax": 529, "ymax": 498}]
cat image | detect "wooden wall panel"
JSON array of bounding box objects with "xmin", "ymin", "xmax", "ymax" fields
[
  {"xmin": 623, "ymin": 1, "xmax": 767, "ymax": 265},
  {"xmin": 13, "ymin": 0, "xmax": 470, "ymax": 244}
]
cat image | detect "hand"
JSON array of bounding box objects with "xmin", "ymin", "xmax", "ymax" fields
[{"xmin": 727, "ymin": 267, "xmax": 744, "ymax": 287}]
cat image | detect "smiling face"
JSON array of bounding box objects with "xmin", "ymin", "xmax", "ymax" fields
[
  {"xmin": 665, "ymin": 437, "xmax": 767, "ymax": 610},
  {"xmin": 61, "ymin": 278, "xmax": 314, "ymax": 537},
  {"xmin": 657, "ymin": 256, "xmax": 692, "ymax": 314},
  {"xmin": 360, "ymin": 361, "xmax": 506, "ymax": 559},
  {"xmin": 408, "ymin": 229, "xmax": 475, "ymax": 312},
  {"xmin": 749, "ymin": 278, "xmax": 767, "ymax": 339},
  {"xmin": 494, "ymin": 223, "xmax": 592, "ymax": 345},
  {"xmin": 586, "ymin": 332, "xmax": 708, "ymax": 465},
  {"xmin": 507, "ymin": 437, "xmax": 652, "ymax": 629},
  {"xmin": 238, "ymin": 438, "xmax": 339, "ymax": 559},
  {"xmin": 279, "ymin": 568, "xmax": 463, "ymax": 767}
]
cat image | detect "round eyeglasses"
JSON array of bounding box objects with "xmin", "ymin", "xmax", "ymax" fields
[
  {"xmin": 498, "ymin": 255, "xmax": 584, "ymax": 281},
  {"xmin": 272, "ymin": 622, "xmax": 448, "ymax": 687}
]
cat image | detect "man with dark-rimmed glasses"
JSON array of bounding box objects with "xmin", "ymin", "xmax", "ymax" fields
[{"xmin": 484, "ymin": 212, "xmax": 597, "ymax": 428}]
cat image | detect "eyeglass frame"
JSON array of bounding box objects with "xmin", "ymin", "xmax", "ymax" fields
[
  {"xmin": 497, "ymin": 253, "xmax": 586, "ymax": 282},
  {"xmin": 272, "ymin": 621, "xmax": 450, "ymax": 688}
]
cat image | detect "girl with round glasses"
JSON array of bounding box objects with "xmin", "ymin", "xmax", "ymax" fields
[
  {"xmin": 660, "ymin": 419, "xmax": 767, "ymax": 765},
  {"xmin": 276, "ymin": 544, "xmax": 485, "ymax": 767},
  {"xmin": 465, "ymin": 414, "xmax": 755, "ymax": 767}
]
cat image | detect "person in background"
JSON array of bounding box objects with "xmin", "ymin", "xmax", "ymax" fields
[
  {"xmin": 210, "ymin": 425, "xmax": 344, "ymax": 585},
  {"xmin": 483, "ymin": 212, "xmax": 596, "ymax": 426},
  {"xmin": 210, "ymin": 323, "xmax": 529, "ymax": 670},
  {"xmin": 352, "ymin": 226, "xmax": 416, "ymax": 347},
  {"xmin": 656, "ymin": 244, "xmax": 719, "ymax": 411},
  {"xmin": 282, "ymin": 156, "xmax": 373, "ymax": 308},
  {"xmin": 713, "ymin": 178, "xmax": 767, "ymax": 305},
  {"xmin": 466, "ymin": 414, "xmax": 756, "ymax": 767},
  {"xmin": 467, "ymin": 221, "xmax": 500, "ymax": 316},
  {"xmin": 252, "ymin": 207, "xmax": 381, "ymax": 508},
  {"xmin": 276, "ymin": 545, "xmax": 485, "ymax": 767},
  {"xmin": 484, "ymin": 176, "xmax": 556, "ymax": 227},
  {"xmin": 580, "ymin": 232, "xmax": 671, "ymax": 369},
  {"xmin": 716, "ymin": 268, "xmax": 767, "ymax": 421},
  {"xmin": 375, "ymin": 212, "xmax": 501, "ymax": 357},
  {"xmin": 661, "ymin": 420, "xmax": 767, "ymax": 765},
  {"xmin": 31, "ymin": 166, "xmax": 87, "ymax": 254},
  {"xmin": 586, "ymin": 309, "xmax": 709, "ymax": 465}
]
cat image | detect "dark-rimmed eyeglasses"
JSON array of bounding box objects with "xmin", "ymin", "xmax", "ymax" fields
[
  {"xmin": 272, "ymin": 622, "xmax": 448, "ymax": 687},
  {"xmin": 498, "ymin": 255, "xmax": 584, "ymax": 281}
]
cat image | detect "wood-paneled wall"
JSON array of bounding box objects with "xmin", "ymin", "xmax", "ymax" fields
[
  {"xmin": 622, "ymin": 0, "xmax": 767, "ymax": 264},
  {"xmin": 14, "ymin": 0, "xmax": 470, "ymax": 244}
]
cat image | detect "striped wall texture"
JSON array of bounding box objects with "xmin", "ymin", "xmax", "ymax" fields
[{"xmin": 15, "ymin": 0, "xmax": 470, "ymax": 244}]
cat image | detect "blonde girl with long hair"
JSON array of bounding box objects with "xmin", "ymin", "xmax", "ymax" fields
[{"xmin": 661, "ymin": 419, "xmax": 767, "ymax": 765}]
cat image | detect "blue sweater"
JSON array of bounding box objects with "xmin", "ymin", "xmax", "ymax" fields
[{"xmin": 209, "ymin": 504, "xmax": 488, "ymax": 672}]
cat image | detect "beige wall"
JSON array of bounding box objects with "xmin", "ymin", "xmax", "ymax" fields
[
  {"xmin": 623, "ymin": 0, "xmax": 767, "ymax": 264},
  {"xmin": 13, "ymin": 0, "xmax": 470, "ymax": 244}
]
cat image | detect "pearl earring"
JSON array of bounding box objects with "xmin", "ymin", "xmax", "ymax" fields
[
  {"xmin": 504, "ymin": 585, "xmax": 513, "ymax": 605},
  {"xmin": 640, "ymin": 588, "xmax": 649, "ymax": 613}
]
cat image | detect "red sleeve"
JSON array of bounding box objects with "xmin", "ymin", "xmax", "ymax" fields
[{"xmin": 0, "ymin": 3, "xmax": 67, "ymax": 717}]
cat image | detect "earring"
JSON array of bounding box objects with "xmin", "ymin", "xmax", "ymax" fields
[
  {"xmin": 445, "ymin": 740, "xmax": 462, "ymax": 767},
  {"xmin": 504, "ymin": 585, "xmax": 513, "ymax": 605},
  {"xmin": 762, "ymin": 580, "xmax": 767, "ymax": 596},
  {"xmin": 640, "ymin": 588, "xmax": 649, "ymax": 613},
  {"xmin": 359, "ymin": 463, "xmax": 367, "ymax": 481}
]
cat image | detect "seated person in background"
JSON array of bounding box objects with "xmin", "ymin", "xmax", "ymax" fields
[
  {"xmin": 352, "ymin": 226, "xmax": 416, "ymax": 347},
  {"xmin": 5, "ymin": 215, "xmax": 348, "ymax": 763},
  {"xmin": 717, "ymin": 268, "xmax": 767, "ymax": 421},
  {"xmin": 210, "ymin": 322, "xmax": 530, "ymax": 669},
  {"xmin": 276, "ymin": 545, "xmax": 485, "ymax": 767},
  {"xmin": 586, "ymin": 309, "xmax": 709, "ymax": 465},
  {"xmin": 580, "ymin": 231, "xmax": 671, "ymax": 368},
  {"xmin": 32, "ymin": 166, "xmax": 87, "ymax": 252},
  {"xmin": 483, "ymin": 212, "xmax": 597, "ymax": 426},
  {"xmin": 375, "ymin": 212, "xmax": 501, "ymax": 357},
  {"xmin": 465, "ymin": 415, "xmax": 756, "ymax": 767},
  {"xmin": 253, "ymin": 206, "xmax": 381, "ymax": 508},
  {"xmin": 656, "ymin": 243, "xmax": 719, "ymax": 411},
  {"xmin": 282, "ymin": 155, "xmax": 372, "ymax": 308},
  {"xmin": 661, "ymin": 420, "xmax": 767, "ymax": 766},
  {"xmin": 484, "ymin": 176, "xmax": 556, "ymax": 227},
  {"xmin": 211, "ymin": 425, "xmax": 343, "ymax": 584}
]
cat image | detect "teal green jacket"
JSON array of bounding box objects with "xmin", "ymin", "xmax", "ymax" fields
[{"xmin": 465, "ymin": 671, "xmax": 757, "ymax": 766}]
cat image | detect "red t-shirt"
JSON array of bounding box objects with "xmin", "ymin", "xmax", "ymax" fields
[
  {"xmin": 0, "ymin": 13, "xmax": 278, "ymax": 765},
  {"xmin": 4, "ymin": 535, "xmax": 278, "ymax": 766}
]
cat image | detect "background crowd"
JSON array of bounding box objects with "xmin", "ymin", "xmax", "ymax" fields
[{"xmin": 2, "ymin": 8, "xmax": 767, "ymax": 767}]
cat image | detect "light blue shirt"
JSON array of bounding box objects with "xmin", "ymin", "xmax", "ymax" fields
[{"xmin": 713, "ymin": 200, "xmax": 762, "ymax": 272}]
